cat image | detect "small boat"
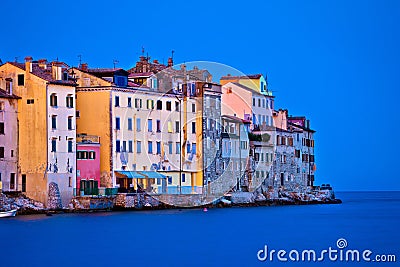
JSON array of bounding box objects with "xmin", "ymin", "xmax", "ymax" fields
[{"xmin": 0, "ymin": 209, "xmax": 17, "ymax": 218}]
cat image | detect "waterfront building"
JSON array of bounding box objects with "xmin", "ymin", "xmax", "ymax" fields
[
  {"xmin": 0, "ymin": 86, "xmax": 20, "ymax": 192},
  {"xmin": 220, "ymin": 73, "xmax": 270, "ymax": 95},
  {"xmin": 72, "ymin": 61, "xmax": 221, "ymax": 195},
  {"xmin": 0, "ymin": 57, "xmax": 77, "ymax": 206},
  {"xmin": 220, "ymin": 81, "xmax": 276, "ymax": 192},
  {"xmin": 271, "ymin": 110, "xmax": 316, "ymax": 191},
  {"xmin": 287, "ymin": 116, "xmax": 316, "ymax": 187},
  {"xmin": 221, "ymin": 82, "xmax": 274, "ymax": 131},
  {"xmin": 76, "ymin": 134, "xmax": 101, "ymax": 195},
  {"xmin": 221, "ymin": 115, "xmax": 250, "ymax": 191}
]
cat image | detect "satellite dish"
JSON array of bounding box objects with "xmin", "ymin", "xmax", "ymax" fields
[{"xmin": 120, "ymin": 151, "xmax": 129, "ymax": 165}]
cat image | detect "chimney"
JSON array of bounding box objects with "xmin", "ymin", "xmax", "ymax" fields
[
  {"xmin": 25, "ymin": 56, "xmax": 33, "ymax": 73},
  {"xmin": 139, "ymin": 56, "xmax": 146, "ymax": 62},
  {"xmin": 167, "ymin": 57, "xmax": 173, "ymax": 67},
  {"xmin": 51, "ymin": 61, "xmax": 62, "ymax": 80},
  {"xmin": 38, "ymin": 59, "xmax": 47, "ymax": 69},
  {"xmin": 153, "ymin": 59, "xmax": 159, "ymax": 64},
  {"xmin": 81, "ymin": 63, "xmax": 88, "ymax": 71},
  {"xmin": 180, "ymin": 64, "xmax": 186, "ymax": 72}
]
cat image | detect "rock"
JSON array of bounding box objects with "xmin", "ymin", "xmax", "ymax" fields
[
  {"xmin": 47, "ymin": 182, "xmax": 63, "ymax": 210},
  {"xmin": 231, "ymin": 192, "xmax": 255, "ymax": 204}
]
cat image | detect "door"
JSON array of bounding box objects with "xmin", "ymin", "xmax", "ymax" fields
[
  {"xmin": 22, "ymin": 174, "xmax": 26, "ymax": 192},
  {"xmin": 280, "ymin": 173, "xmax": 284, "ymax": 186}
]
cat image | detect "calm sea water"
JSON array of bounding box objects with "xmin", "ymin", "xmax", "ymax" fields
[{"xmin": 1, "ymin": 192, "xmax": 399, "ymax": 267}]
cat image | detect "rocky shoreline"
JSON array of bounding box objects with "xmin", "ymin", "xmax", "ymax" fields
[{"xmin": 0, "ymin": 192, "xmax": 341, "ymax": 216}]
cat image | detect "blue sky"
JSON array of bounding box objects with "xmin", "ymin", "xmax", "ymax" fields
[{"xmin": 1, "ymin": 0, "xmax": 399, "ymax": 191}]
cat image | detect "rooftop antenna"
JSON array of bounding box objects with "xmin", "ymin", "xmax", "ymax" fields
[
  {"xmin": 171, "ymin": 50, "xmax": 175, "ymax": 61},
  {"xmin": 78, "ymin": 55, "xmax": 82, "ymax": 67},
  {"xmin": 113, "ymin": 59, "xmax": 119, "ymax": 69}
]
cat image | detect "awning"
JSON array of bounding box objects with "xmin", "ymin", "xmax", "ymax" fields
[
  {"xmin": 115, "ymin": 171, "xmax": 145, "ymax": 179},
  {"xmin": 138, "ymin": 171, "xmax": 167, "ymax": 179}
]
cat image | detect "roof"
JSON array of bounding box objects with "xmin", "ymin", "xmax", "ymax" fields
[
  {"xmin": 7, "ymin": 62, "xmax": 76, "ymax": 86},
  {"xmin": 227, "ymin": 82, "xmax": 274, "ymax": 98},
  {"xmin": 221, "ymin": 74, "xmax": 263, "ymax": 80},
  {"xmin": 128, "ymin": 72, "xmax": 155, "ymax": 78},
  {"xmin": 221, "ymin": 114, "xmax": 251, "ymax": 124},
  {"xmin": 87, "ymin": 68, "xmax": 129, "ymax": 77},
  {"xmin": 0, "ymin": 89, "xmax": 20, "ymax": 99},
  {"xmin": 287, "ymin": 122, "xmax": 316, "ymax": 133}
]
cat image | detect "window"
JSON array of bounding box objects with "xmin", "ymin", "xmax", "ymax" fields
[
  {"xmin": 192, "ymin": 103, "xmax": 195, "ymax": 112},
  {"xmin": 148, "ymin": 119, "xmax": 153, "ymax": 132},
  {"xmin": 135, "ymin": 98, "xmax": 142, "ymax": 108},
  {"xmin": 128, "ymin": 118, "xmax": 132, "ymax": 131},
  {"xmin": 116, "ymin": 117, "xmax": 120, "ymax": 130},
  {"xmin": 115, "ymin": 96, "xmax": 120, "ymax": 107},
  {"xmin": 66, "ymin": 95, "xmax": 74, "ymax": 108},
  {"xmin": 122, "ymin": 141, "xmax": 127, "ymax": 152},
  {"xmin": 68, "ymin": 139, "xmax": 73, "ymax": 153},
  {"xmin": 137, "ymin": 141, "xmax": 142, "ymax": 153},
  {"xmin": 11, "ymin": 150, "xmax": 14, "ymax": 157},
  {"xmin": 175, "ymin": 101, "xmax": 180, "ymax": 111},
  {"xmin": 51, "ymin": 115, "xmax": 57, "ymax": 129},
  {"xmin": 168, "ymin": 142, "xmax": 173, "ymax": 154},
  {"xmin": 5, "ymin": 78, "xmax": 12, "ymax": 94},
  {"xmin": 51, "ymin": 139, "xmax": 57, "ymax": 152},
  {"xmin": 295, "ymin": 150, "xmax": 301, "ymax": 158},
  {"xmin": 253, "ymin": 98, "xmax": 256, "ymax": 106},
  {"xmin": 10, "ymin": 173, "xmax": 15, "ymax": 190},
  {"xmin": 187, "ymin": 143, "xmax": 191, "ymax": 154},
  {"xmin": 148, "ymin": 141, "xmax": 153, "ymax": 154},
  {"xmin": 68, "ymin": 116, "xmax": 73, "ymax": 130},
  {"xmin": 116, "ymin": 140, "xmax": 121, "ymax": 152},
  {"xmin": 166, "ymin": 101, "xmax": 171, "ymax": 111},
  {"xmin": 128, "ymin": 140, "xmax": 133, "ymax": 153},
  {"xmin": 167, "ymin": 176, "xmax": 172, "ymax": 184},
  {"xmin": 156, "ymin": 141, "xmax": 161, "ymax": 154},
  {"xmin": 68, "ymin": 177, "xmax": 72, "ymax": 187},
  {"xmin": 157, "ymin": 100, "xmax": 162, "ymax": 110},
  {"xmin": 156, "ymin": 120, "xmax": 161, "ymax": 132},
  {"xmin": 18, "ymin": 74, "xmax": 24, "ymax": 86},
  {"xmin": 0, "ymin": 147, "xmax": 4, "ymax": 158},
  {"xmin": 258, "ymin": 98, "xmax": 261, "ymax": 107},
  {"xmin": 27, "ymin": 99, "xmax": 34, "ymax": 104},
  {"xmin": 89, "ymin": 151, "xmax": 96, "ymax": 159},
  {"xmin": 0, "ymin": 101, "xmax": 4, "ymax": 111},
  {"xmin": 0, "ymin": 122, "xmax": 4, "ymax": 134},
  {"xmin": 136, "ymin": 118, "xmax": 141, "ymax": 131},
  {"xmin": 262, "ymin": 99, "xmax": 265, "ymax": 108},
  {"xmin": 182, "ymin": 173, "xmax": 186, "ymax": 183},
  {"xmin": 127, "ymin": 97, "xmax": 132, "ymax": 107},
  {"xmin": 191, "ymin": 122, "xmax": 196, "ymax": 133},
  {"xmin": 22, "ymin": 174, "xmax": 26, "ymax": 192},
  {"xmin": 147, "ymin": 99, "xmax": 154, "ymax": 109},
  {"xmin": 192, "ymin": 143, "xmax": 196, "ymax": 154},
  {"xmin": 168, "ymin": 121, "xmax": 173, "ymax": 133},
  {"xmin": 50, "ymin": 93, "xmax": 57, "ymax": 107},
  {"xmin": 176, "ymin": 142, "xmax": 181, "ymax": 154},
  {"xmin": 76, "ymin": 110, "xmax": 80, "ymax": 118},
  {"xmin": 175, "ymin": 121, "xmax": 180, "ymax": 133}
]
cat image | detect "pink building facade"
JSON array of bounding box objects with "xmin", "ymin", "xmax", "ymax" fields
[{"xmin": 76, "ymin": 135, "xmax": 100, "ymax": 195}]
